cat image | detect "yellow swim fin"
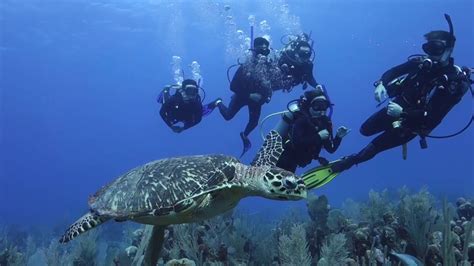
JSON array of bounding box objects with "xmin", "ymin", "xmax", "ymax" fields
[{"xmin": 302, "ymin": 160, "xmax": 342, "ymax": 190}]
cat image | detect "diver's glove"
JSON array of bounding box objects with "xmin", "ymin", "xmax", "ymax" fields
[
  {"xmin": 336, "ymin": 126, "xmax": 351, "ymax": 138},
  {"xmin": 387, "ymin": 101, "xmax": 403, "ymax": 118},
  {"xmin": 318, "ymin": 129, "xmax": 330, "ymax": 140},
  {"xmin": 374, "ymin": 82, "xmax": 388, "ymax": 103},
  {"xmin": 249, "ymin": 93, "xmax": 263, "ymax": 103}
]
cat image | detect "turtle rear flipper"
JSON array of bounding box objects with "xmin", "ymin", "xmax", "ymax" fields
[{"xmin": 60, "ymin": 212, "xmax": 110, "ymax": 243}]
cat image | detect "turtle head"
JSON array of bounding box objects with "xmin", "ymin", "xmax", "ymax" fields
[{"xmin": 259, "ymin": 167, "xmax": 307, "ymax": 200}]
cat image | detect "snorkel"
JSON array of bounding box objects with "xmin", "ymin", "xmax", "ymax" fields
[
  {"xmin": 445, "ymin": 13, "xmax": 455, "ymax": 47},
  {"xmin": 438, "ymin": 14, "xmax": 455, "ymax": 63},
  {"xmin": 250, "ymin": 25, "xmax": 254, "ymax": 50}
]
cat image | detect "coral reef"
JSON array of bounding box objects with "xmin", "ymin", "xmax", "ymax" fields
[
  {"xmin": 2, "ymin": 189, "xmax": 473, "ymax": 265},
  {"xmin": 70, "ymin": 230, "xmax": 99, "ymax": 266},
  {"xmin": 317, "ymin": 233, "xmax": 349, "ymax": 265},
  {"xmin": 0, "ymin": 226, "xmax": 31, "ymax": 266},
  {"xmin": 278, "ymin": 224, "xmax": 312, "ymax": 265},
  {"xmin": 397, "ymin": 187, "xmax": 438, "ymax": 258}
]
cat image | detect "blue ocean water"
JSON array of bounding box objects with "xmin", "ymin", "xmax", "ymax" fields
[{"xmin": 0, "ymin": 0, "xmax": 472, "ymax": 230}]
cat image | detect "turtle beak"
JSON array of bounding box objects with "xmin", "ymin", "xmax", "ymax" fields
[{"xmin": 295, "ymin": 180, "xmax": 307, "ymax": 199}]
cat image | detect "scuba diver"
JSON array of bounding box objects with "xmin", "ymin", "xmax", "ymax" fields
[
  {"xmin": 158, "ymin": 79, "xmax": 217, "ymax": 133},
  {"xmin": 330, "ymin": 14, "xmax": 472, "ymax": 173},
  {"xmin": 272, "ymin": 88, "xmax": 350, "ymax": 173},
  {"xmin": 276, "ymin": 33, "xmax": 320, "ymax": 92},
  {"xmin": 214, "ymin": 37, "xmax": 279, "ymax": 157}
]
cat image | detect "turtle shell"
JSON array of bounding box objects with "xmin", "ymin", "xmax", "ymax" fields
[{"xmin": 88, "ymin": 155, "xmax": 239, "ymax": 217}]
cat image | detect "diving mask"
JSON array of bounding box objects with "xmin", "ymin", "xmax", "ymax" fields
[
  {"xmin": 310, "ymin": 98, "xmax": 330, "ymax": 111},
  {"xmin": 422, "ymin": 40, "xmax": 448, "ymax": 56}
]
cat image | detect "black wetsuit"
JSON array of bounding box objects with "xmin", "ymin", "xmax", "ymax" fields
[
  {"xmin": 277, "ymin": 55, "xmax": 318, "ymax": 91},
  {"xmin": 276, "ymin": 111, "xmax": 342, "ymax": 173},
  {"xmin": 335, "ymin": 58, "xmax": 470, "ymax": 171},
  {"xmin": 160, "ymin": 90, "xmax": 203, "ymax": 131},
  {"xmin": 218, "ymin": 62, "xmax": 273, "ymax": 137}
]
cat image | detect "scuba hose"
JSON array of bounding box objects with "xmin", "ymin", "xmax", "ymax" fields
[
  {"xmin": 279, "ymin": 34, "xmax": 292, "ymax": 45},
  {"xmin": 259, "ymin": 111, "xmax": 292, "ymax": 141},
  {"xmin": 259, "ymin": 99, "xmax": 301, "ymax": 140},
  {"xmin": 226, "ymin": 64, "xmax": 240, "ymax": 83},
  {"xmin": 425, "ymin": 73, "xmax": 473, "ymax": 139},
  {"xmin": 320, "ymin": 84, "xmax": 334, "ymax": 118},
  {"xmin": 197, "ymin": 79, "xmax": 206, "ymax": 102},
  {"xmin": 198, "ymin": 87, "xmax": 207, "ymax": 103},
  {"xmin": 407, "ymin": 54, "xmax": 427, "ymax": 61},
  {"xmin": 308, "ymin": 31, "xmax": 315, "ymax": 52},
  {"xmin": 156, "ymin": 91, "xmax": 164, "ymax": 104}
]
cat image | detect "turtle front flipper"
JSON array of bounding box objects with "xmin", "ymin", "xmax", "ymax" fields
[
  {"xmin": 59, "ymin": 212, "xmax": 110, "ymax": 243},
  {"xmin": 251, "ymin": 130, "xmax": 284, "ymax": 167}
]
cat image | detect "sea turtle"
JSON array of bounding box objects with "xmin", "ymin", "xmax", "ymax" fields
[{"xmin": 59, "ymin": 130, "xmax": 306, "ymax": 262}]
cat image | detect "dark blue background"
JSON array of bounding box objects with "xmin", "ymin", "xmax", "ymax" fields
[{"xmin": 1, "ymin": 0, "xmax": 472, "ymax": 226}]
